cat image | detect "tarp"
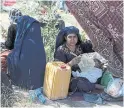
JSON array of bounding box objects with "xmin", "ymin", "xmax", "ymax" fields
[{"xmin": 66, "ymin": 1, "xmax": 123, "ymax": 78}]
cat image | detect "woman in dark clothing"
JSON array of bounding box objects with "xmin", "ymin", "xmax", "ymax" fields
[
  {"xmin": 54, "ymin": 26, "xmax": 104, "ymax": 93},
  {"xmin": 5, "ymin": 24, "xmax": 16, "ymax": 50},
  {"xmin": 1, "ymin": 9, "xmax": 22, "ymax": 73},
  {"xmin": 54, "ymin": 26, "xmax": 105, "ymax": 93},
  {"xmin": 5, "ymin": 8, "xmax": 22, "ymax": 50},
  {"xmin": 54, "ymin": 26, "xmax": 94, "ymax": 71},
  {"xmin": 1, "ymin": 9, "xmax": 22, "ymax": 107}
]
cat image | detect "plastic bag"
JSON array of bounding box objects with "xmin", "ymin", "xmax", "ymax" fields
[
  {"xmin": 105, "ymin": 78, "xmax": 123, "ymax": 97},
  {"xmin": 72, "ymin": 67, "xmax": 102, "ymax": 83},
  {"xmin": 118, "ymin": 84, "xmax": 124, "ymax": 97},
  {"xmin": 101, "ymin": 72, "xmax": 114, "ymax": 88}
]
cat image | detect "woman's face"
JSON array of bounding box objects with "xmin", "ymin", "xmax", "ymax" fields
[{"xmin": 65, "ymin": 33, "xmax": 78, "ymax": 46}]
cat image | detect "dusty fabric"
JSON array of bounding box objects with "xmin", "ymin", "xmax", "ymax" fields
[
  {"xmin": 1, "ymin": 50, "xmax": 11, "ymax": 72},
  {"xmin": 83, "ymin": 93, "xmax": 104, "ymax": 104},
  {"xmin": 66, "ymin": 1, "xmax": 123, "ymax": 78},
  {"xmin": 69, "ymin": 77, "xmax": 95, "ymax": 93}
]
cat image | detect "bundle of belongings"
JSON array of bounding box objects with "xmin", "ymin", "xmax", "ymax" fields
[
  {"xmin": 69, "ymin": 52, "xmax": 123, "ymax": 104},
  {"xmin": 69, "ymin": 52, "xmax": 107, "ymax": 94},
  {"xmin": 101, "ymin": 72, "xmax": 123, "ymax": 98},
  {"xmin": 72, "ymin": 52, "xmax": 107, "ymax": 83}
]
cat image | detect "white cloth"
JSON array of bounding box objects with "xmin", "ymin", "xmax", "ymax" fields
[
  {"xmin": 72, "ymin": 67, "xmax": 102, "ymax": 83},
  {"xmin": 78, "ymin": 52, "xmax": 107, "ymax": 72}
]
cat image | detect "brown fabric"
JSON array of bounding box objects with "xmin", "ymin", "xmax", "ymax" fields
[
  {"xmin": 66, "ymin": 1, "xmax": 123, "ymax": 78},
  {"xmin": 1, "ymin": 50, "xmax": 11, "ymax": 72}
]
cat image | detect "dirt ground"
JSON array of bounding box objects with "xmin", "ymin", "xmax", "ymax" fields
[{"xmin": 12, "ymin": 89, "xmax": 123, "ymax": 108}]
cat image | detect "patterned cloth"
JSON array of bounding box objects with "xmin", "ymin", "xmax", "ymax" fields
[
  {"xmin": 55, "ymin": 43, "xmax": 83, "ymax": 63},
  {"xmin": 66, "ymin": 1, "xmax": 123, "ymax": 78},
  {"xmin": 54, "ymin": 43, "xmax": 83, "ymax": 71},
  {"xmin": 9, "ymin": 8, "xmax": 22, "ymax": 24}
]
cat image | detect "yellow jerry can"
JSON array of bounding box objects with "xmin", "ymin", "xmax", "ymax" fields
[{"xmin": 43, "ymin": 61, "xmax": 71, "ymax": 100}]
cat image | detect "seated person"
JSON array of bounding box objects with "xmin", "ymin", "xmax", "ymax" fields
[
  {"xmin": 5, "ymin": 8, "xmax": 22, "ymax": 50},
  {"xmin": 54, "ymin": 26, "xmax": 94, "ymax": 71},
  {"xmin": 1, "ymin": 9, "xmax": 22, "ymax": 73},
  {"xmin": 54, "ymin": 26, "xmax": 104, "ymax": 92}
]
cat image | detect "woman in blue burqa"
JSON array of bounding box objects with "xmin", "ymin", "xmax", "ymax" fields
[
  {"xmin": 7, "ymin": 15, "xmax": 47, "ymax": 103},
  {"xmin": 54, "ymin": 26, "xmax": 94, "ymax": 72}
]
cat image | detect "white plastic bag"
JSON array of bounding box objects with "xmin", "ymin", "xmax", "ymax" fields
[
  {"xmin": 72, "ymin": 67, "xmax": 102, "ymax": 83},
  {"xmin": 118, "ymin": 84, "xmax": 124, "ymax": 97},
  {"xmin": 105, "ymin": 78, "xmax": 123, "ymax": 97}
]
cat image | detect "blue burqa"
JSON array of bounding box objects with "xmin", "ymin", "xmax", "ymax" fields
[{"xmin": 7, "ymin": 15, "xmax": 46, "ymax": 90}]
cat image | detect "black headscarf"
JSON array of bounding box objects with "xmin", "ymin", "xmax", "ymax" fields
[{"xmin": 55, "ymin": 26, "xmax": 82, "ymax": 51}]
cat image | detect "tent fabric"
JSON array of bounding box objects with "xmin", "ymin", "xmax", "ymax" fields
[
  {"xmin": 66, "ymin": 1, "xmax": 123, "ymax": 78},
  {"xmin": 7, "ymin": 15, "xmax": 46, "ymax": 90}
]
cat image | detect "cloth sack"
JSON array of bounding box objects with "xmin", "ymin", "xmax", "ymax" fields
[{"xmin": 69, "ymin": 77, "xmax": 95, "ymax": 94}]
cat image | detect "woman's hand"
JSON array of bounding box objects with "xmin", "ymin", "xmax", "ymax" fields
[{"xmin": 68, "ymin": 56, "xmax": 82, "ymax": 66}]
